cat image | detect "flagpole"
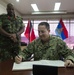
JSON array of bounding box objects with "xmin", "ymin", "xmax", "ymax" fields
[{"xmin": 28, "ymin": 20, "xmax": 31, "ymax": 43}]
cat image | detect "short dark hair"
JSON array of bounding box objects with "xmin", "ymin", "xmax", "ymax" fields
[
  {"xmin": 38, "ymin": 22, "xmax": 50, "ymax": 30},
  {"xmin": 7, "ymin": 3, "xmax": 13, "ymax": 9}
]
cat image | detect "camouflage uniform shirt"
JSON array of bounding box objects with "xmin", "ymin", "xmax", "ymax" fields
[
  {"xmin": 0, "ymin": 14, "xmax": 24, "ymax": 62},
  {"xmin": 22, "ymin": 35, "xmax": 74, "ymax": 62}
]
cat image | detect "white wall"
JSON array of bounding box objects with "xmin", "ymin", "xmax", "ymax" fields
[
  {"xmin": 0, "ymin": 0, "xmax": 7, "ymax": 14},
  {"xmin": 0, "ymin": 4, "xmax": 7, "ymax": 14},
  {"xmin": 0, "ymin": 0, "xmax": 21, "ymax": 16}
]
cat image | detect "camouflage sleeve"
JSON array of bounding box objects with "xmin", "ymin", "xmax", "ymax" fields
[
  {"xmin": 20, "ymin": 17, "xmax": 24, "ymax": 27},
  {"xmin": 57, "ymin": 38, "xmax": 74, "ymax": 62},
  {"xmin": 0, "ymin": 15, "xmax": 2, "ymax": 27},
  {"xmin": 18, "ymin": 16, "xmax": 24, "ymax": 28},
  {"xmin": 19, "ymin": 41, "xmax": 35, "ymax": 61}
]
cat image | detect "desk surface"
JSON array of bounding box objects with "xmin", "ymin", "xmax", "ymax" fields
[
  {"xmin": 0, "ymin": 59, "xmax": 74, "ymax": 75},
  {"xmin": 0, "ymin": 59, "xmax": 13, "ymax": 75}
]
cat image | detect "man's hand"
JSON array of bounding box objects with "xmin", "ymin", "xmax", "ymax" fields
[
  {"xmin": 64, "ymin": 60, "xmax": 74, "ymax": 67},
  {"xmin": 15, "ymin": 55, "xmax": 22, "ymax": 64},
  {"xmin": 9, "ymin": 34, "xmax": 18, "ymax": 42}
]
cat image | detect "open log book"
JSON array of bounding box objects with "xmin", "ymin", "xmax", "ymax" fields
[{"xmin": 12, "ymin": 60, "xmax": 64, "ymax": 71}]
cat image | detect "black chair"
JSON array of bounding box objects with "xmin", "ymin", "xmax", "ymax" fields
[{"xmin": 33, "ymin": 65, "xmax": 58, "ymax": 75}]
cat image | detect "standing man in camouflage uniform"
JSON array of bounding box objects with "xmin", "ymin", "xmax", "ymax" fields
[
  {"xmin": 15, "ymin": 22, "xmax": 74, "ymax": 67},
  {"xmin": 0, "ymin": 3, "xmax": 24, "ymax": 62}
]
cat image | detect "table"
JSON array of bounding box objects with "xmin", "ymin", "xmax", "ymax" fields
[
  {"xmin": 0, "ymin": 59, "xmax": 74, "ymax": 75},
  {"xmin": 0, "ymin": 59, "xmax": 13, "ymax": 75},
  {"xmin": 0, "ymin": 59, "xmax": 32, "ymax": 75}
]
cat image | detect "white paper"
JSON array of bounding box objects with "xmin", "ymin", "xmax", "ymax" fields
[
  {"xmin": 12, "ymin": 61, "xmax": 42, "ymax": 71},
  {"xmin": 40, "ymin": 60, "xmax": 64, "ymax": 67},
  {"xmin": 12, "ymin": 60, "xmax": 64, "ymax": 71}
]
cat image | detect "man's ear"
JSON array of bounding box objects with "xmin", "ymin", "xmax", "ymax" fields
[{"xmin": 48, "ymin": 30, "xmax": 50, "ymax": 32}]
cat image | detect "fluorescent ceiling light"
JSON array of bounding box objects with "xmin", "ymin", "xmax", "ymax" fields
[
  {"xmin": 31, "ymin": 4, "xmax": 39, "ymax": 11},
  {"xmin": 54, "ymin": 2, "xmax": 61, "ymax": 10},
  {"xmin": 16, "ymin": 0, "xmax": 19, "ymax": 2},
  {"xmin": 32, "ymin": 11, "xmax": 67, "ymax": 14}
]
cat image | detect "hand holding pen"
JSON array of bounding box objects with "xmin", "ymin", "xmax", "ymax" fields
[
  {"xmin": 15, "ymin": 54, "xmax": 34, "ymax": 64},
  {"xmin": 15, "ymin": 55, "xmax": 22, "ymax": 64}
]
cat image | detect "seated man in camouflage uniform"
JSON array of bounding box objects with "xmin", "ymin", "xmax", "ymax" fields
[
  {"xmin": 0, "ymin": 3, "xmax": 24, "ymax": 62},
  {"xmin": 15, "ymin": 22, "xmax": 74, "ymax": 67}
]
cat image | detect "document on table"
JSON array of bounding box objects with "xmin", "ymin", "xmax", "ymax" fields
[
  {"xmin": 12, "ymin": 61, "xmax": 41, "ymax": 71},
  {"xmin": 40, "ymin": 60, "xmax": 64, "ymax": 67},
  {"xmin": 12, "ymin": 60, "xmax": 64, "ymax": 71}
]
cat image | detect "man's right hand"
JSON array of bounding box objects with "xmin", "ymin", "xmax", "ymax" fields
[
  {"xmin": 9, "ymin": 34, "xmax": 18, "ymax": 42},
  {"xmin": 15, "ymin": 55, "xmax": 22, "ymax": 64}
]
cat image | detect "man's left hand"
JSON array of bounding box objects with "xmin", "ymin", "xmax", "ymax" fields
[{"xmin": 64, "ymin": 60, "xmax": 74, "ymax": 67}]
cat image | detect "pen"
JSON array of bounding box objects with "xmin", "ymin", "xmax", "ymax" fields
[
  {"xmin": 27, "ymin": 54, "xmax": 34, "ymax": 61},
  {"xmin": 16, "ymin": 54, "xmax": 34, "ymax": 61},
  {"xmin": 17, "ymin": 55, "xmax": 20, "ymax": 58}
]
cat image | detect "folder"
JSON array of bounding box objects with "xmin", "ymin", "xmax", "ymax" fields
[{"xmin": 33, "ymin": 65, "xmax": 58, "ymax": 75}]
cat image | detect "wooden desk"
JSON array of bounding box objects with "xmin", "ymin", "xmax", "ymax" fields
[
  {"xmin": 0, "ymin": 59, "xmax": 32, "ymax": 75},
  {"xmin": 0, "ymin": 59, "xmax": 13, "ymax": 75},
  {"xmin": 58, "ymin": 67, "xmax": 74, "ymax": 75},
  {"xmin": 0, "ymin": 59, "xmax": 74, "ymax": 75}
]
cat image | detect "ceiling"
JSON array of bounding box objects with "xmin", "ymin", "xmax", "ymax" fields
[{"xmin": 2, "ymin": 0, "xmax": 74, "ymax": 16}]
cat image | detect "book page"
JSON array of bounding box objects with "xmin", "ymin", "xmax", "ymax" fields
[
  {"xmin": 40, "ymin": 60, "xmax": 64, "ymax": 67},
  {"xmin": 12, "ymin": 61, "xmax": 41, "ymax": 71},
  {"xmin": 12, "ymin": 60, "xmax": 64, "ymax": 71}
]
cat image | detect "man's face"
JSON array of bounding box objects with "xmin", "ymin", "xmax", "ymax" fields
[
  {"xmin": 38, "ymin": 25, "xmax": 50, "ymax": 41},
  {"xmin": 7, "ymin": 5, "xmax": 15, "ymax": 16}
]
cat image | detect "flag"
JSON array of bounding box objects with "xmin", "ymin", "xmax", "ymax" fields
[
  {"xmin": 55, "ymin": 19, "xmax": 68, "ymax": 40},
  {"xmin": 24, "ymin": 20, "xmax": 36, "ymax": 42}
]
